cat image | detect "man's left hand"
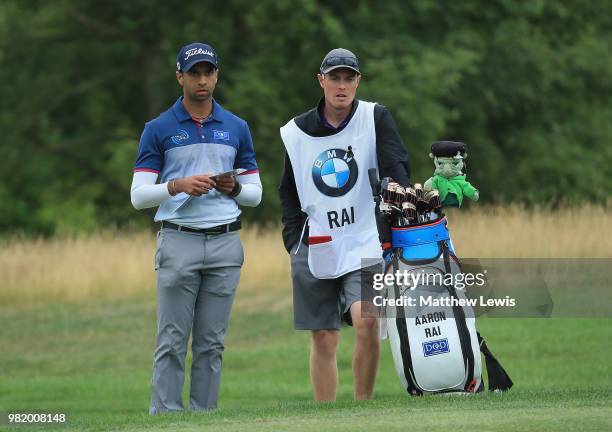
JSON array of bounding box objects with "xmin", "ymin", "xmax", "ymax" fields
[{"xmin": 215, "ymin": 175, "xmax": 236, "ymax": 195}]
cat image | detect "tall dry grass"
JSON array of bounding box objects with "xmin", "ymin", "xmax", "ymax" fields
[
  {"xmin": 446, "ymin": 204, "xmax": 612, "ymax": 258},
  {"xmin": 1, "ymin": 205, "xmax": 610, "ymax": 308}
]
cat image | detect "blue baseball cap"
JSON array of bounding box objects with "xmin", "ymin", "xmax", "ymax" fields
[{"xmin": 176, "ymin": 42, "xmax": 218, "ymax": 72}]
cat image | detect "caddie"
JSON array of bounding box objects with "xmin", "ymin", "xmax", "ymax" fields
[
  {"xmin": 130, "ymin": 42, "xmax": 262, "ymax": 414},
  {"xmin": 279, "ymin": 48, "xmax": 410, "ymax": 400}
]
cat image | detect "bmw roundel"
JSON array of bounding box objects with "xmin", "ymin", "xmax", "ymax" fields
[{"xmin": 312, "ymin": 148, "xmax": 358, "ymax": 197}]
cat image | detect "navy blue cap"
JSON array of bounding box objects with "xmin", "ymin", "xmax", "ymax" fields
[{"xmin": 176, "ymin": 42, "xmax": 218, "ymax": 72}]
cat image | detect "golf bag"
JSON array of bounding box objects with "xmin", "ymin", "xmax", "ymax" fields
[
  {"xmin": 367, "ymin": 168, "xmax": 512, "ymax": 396},
  {"xmin": 380, "ymin": 216, "xmax": 513, "ymax": 395}
]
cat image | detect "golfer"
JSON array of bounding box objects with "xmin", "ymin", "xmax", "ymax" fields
[
  {"xmin": 131, "ymin": 42, "xmax": 262, "ymax": 413},
  {"xmin": 279, "ymin": 48, "xmax": 410, "ymax": 400}
]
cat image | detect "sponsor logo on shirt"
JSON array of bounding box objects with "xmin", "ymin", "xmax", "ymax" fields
[
  {"xmin": 171, "ymin": 129, "xmax": 189, "ymax": 145},
  {"xmin": 213, "ymin": 130, "xmax": 230, "ymax": 141}
]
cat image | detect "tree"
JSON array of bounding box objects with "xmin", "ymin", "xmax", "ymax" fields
[{"xmin": 0, "ymin": 0, "xmax": 609, "ymax": 236}]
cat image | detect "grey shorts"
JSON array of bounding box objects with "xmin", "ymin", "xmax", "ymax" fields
[{"xmin": 290, "ymin": 243, "xmax": 376, "ymax": 330}]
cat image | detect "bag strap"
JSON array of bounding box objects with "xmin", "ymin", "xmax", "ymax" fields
[
  {"xmin": 443, "ymin": 242, "xmax": 512, "ymax": 392},
  {"xmin": 392, "ymin": 253, "xmax": 423, "ymax": 396},
  {"xmin": 441, "ymin": 241, "xmax": 476, "ymax": 392},
  {"xmin": 477, "ymin": 332, "xmax": 514, "ymax": 391}
]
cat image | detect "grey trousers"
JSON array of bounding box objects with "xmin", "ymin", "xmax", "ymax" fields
[{"xmin": 149, "ymin": 228, "xmax": 243, "ymax": 414}]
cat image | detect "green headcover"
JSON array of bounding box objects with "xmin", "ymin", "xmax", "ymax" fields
[
  {"xmin": 424, "ymin": 155, "xmax": 479, "ymax": 207},
  {"xmin": 428, "ymin": 174, "xmax": 478, "ymax": 207}
]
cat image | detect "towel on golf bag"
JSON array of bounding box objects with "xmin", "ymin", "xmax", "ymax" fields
[{"xmin": 380, "ymin": 216, "xmax": 513, "ymax": 395}]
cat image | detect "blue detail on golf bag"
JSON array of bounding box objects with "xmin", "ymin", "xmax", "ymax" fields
[{"xmin": 391, "ymin": 216, "xmax": 455, "ymax": 261}]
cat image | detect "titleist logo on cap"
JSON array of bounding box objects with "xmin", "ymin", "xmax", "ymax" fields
[{"xmin": 184, "ymin": 47, "xmax": 215, "ymax": 60}]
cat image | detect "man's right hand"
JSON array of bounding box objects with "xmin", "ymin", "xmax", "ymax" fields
[{"xmin": 173, "ymin": 175, "xmax": 216, "ymax": 196}]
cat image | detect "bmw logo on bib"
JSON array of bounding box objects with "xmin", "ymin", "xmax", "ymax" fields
[{"xmin": 312, "ymin": 148, "xmax": 358, "ymax": 197}]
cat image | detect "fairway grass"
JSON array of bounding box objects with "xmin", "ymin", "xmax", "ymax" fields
[
  {"xmin": 1, "ymin": 207, "xmax": 611, "ymax": 430},
  {"xmin": 0, "ymin": 298, "xmax": 610, "ymax": 431}
]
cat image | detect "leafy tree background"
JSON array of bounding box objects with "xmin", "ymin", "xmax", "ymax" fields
[{"xmin": 1, "ymin": 0, "xmax": 610, "ymax": 235}]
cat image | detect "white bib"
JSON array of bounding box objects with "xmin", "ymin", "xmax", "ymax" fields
[{"xmin": 280, "ymin": 101, "xmax": 381, "ymax": 278}]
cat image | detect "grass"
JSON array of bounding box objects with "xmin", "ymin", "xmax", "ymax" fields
[
  {"xmin": 1, "ymin": 301, "xmax": 610, "ymax": 431},
  {"xmin": 0, "ymin": 206, "xmax": 611, "ymax": 430}
]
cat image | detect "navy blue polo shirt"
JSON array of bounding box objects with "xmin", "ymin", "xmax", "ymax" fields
[{"xmin": 134, "ymin": 97, "xmax": 259, "ymax": 227}]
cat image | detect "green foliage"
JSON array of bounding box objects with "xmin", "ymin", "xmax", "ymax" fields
[{"xmin": 1, "ymin": 0, "xmax": 610, "ymax": 234}]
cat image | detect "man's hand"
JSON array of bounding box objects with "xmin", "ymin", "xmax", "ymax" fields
[
  {"xmin": 214, "ymin": 175, "xmax": 237, "ymax": 195},
  {"xmin": 173, "ymin": 175, "xmax": 216, "ymax": 196}
]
